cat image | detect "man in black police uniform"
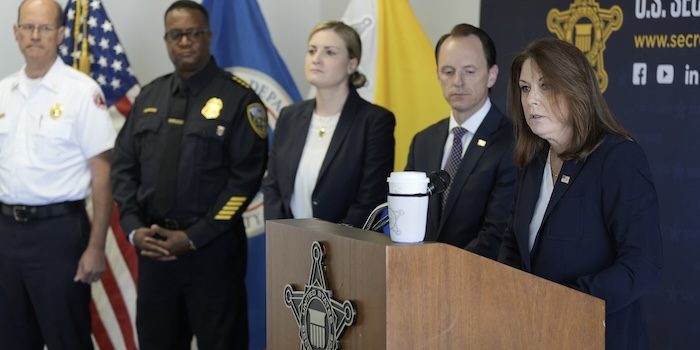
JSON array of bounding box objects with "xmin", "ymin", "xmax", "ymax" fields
[{"xmin": 111, "ymin": 1, "xmax": 267, "ymax": 349}]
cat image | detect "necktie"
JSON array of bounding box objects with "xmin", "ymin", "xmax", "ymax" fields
[
  {"xmin": 442, "ymin": 127, "xmax": 467, "ymax": 210},
  {"xmin": 153, "ymin": 86, "xmax": 189, "ymax": 218}
]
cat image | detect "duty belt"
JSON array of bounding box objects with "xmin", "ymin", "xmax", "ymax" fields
[{"xmin": 0, "ymin": 200, "xmax": 85, "ymax": 222}]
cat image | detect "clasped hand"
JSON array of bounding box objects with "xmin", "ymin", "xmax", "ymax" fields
[{"xmin": 134, "ymin": 224, "xmax": 192, "ymax": 261}]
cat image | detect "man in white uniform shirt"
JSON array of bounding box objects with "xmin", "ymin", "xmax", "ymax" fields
[{"xmin": 0, "ymin": 0, "xmax": 115, "ymax": 349}]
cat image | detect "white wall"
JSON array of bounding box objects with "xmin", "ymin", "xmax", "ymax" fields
[{"xmin": 1, "ymin": 0, "xmax": 479, "ymax": 94}]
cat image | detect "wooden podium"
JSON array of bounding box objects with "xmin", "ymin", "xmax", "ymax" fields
[{"xmin": 266, "ymin": 219, "xmax": 604, "ymax": 349}]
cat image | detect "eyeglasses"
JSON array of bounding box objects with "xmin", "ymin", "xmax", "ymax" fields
[
  {"xmin": 17, "ymin": 23, "xmax": 59, "ymax": 34},
  {"xmin": 164, "ymin": 28, "xmax": 209, "ymax": 42}
]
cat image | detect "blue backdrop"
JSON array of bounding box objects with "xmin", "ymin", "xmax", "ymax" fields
[{"xmin": 481, "ymin": 1, "xmax": 699, "ymax": 348}]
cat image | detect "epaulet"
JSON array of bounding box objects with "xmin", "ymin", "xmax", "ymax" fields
[
  {"xmin": 231, "ymin": 74, "xmax": 250, "ymax": 89},
  {"xmin": 141, "ymin": 73, "xmax": 172, "ymax": 91}
]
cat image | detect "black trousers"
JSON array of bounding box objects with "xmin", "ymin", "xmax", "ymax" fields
[
  {"xmin": 136, "ymin": 227, "xmax": 249, "ymax": 350},
  {"xmin": 0, "ymin": 211, "xmax": 93, "ymax": 350}
]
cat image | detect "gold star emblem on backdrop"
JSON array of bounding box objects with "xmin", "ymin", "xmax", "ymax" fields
[{"xmin": 547, "ymin": 0, "xmax": 623, "ymax": 92}]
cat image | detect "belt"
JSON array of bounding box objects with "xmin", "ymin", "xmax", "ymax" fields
[{"xmin": 0, "ymin": 200, "xmax": 85, "ymax": 222}]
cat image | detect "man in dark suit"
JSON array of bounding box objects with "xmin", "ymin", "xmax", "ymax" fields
[{"xmin": 406, "ymin": 24, "xmax": 516, "ymax": 259}]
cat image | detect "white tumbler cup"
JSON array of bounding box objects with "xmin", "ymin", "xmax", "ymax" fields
[{"xmin": 387, "ymin": 171, "xmax": 429, "ymax": 243}]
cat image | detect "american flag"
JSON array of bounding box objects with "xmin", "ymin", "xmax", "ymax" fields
[{"xmin": 59, "ymin": 0, "xmax": 140, "ymax": 349}]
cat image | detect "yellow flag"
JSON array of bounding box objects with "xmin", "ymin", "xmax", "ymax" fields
[
  {"xmin": 344, "ymin": 0, "xmax": 450, "ymax": 169},
  {"xmin": 375, "ymin": 0, "xmax": 450, "ymax": 169}
]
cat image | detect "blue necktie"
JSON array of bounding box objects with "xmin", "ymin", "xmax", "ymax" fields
[{"xmin": 442, "ymin": 127, "xmax": 467, "ymax": 210}]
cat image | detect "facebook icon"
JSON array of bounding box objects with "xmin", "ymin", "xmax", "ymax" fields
[{"xmin": 633, "ymin": 63, "xmax": 647, "ymax": 85}]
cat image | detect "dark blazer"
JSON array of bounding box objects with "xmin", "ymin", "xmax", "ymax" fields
[
  {"xmin": 406, "ymin": 105, "xmax": 516, "ymax": 259},
  {"xmin": 262, "ymin": 88, "xmax": 395, "ymax": 227},
  {"xmin": 498, "ymin": 135, "xmax": 663, "ymax": 350}
]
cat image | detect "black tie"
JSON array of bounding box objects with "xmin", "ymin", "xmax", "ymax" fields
[
  {"xmin": 442, "ymin": 127, "xmax": 467, "ymax": 210},
  {"xmin": 153, "ymin": 87, "xmax": 188, "ymax": 218}
]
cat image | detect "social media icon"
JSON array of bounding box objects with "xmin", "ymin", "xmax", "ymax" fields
[
  {"xmin": 657, "ymin": 64, "xmax": 674, "ymax": 84},
  {"xmin": 633, "ymin": 63, "xmax": 647, "ymax": 85}
]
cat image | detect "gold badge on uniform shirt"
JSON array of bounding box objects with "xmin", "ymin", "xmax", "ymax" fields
[
  {"xmin": 201, "ymin": 97, "xmax": 223, "ymax": 120},
  {"xmin": 49, "ymin": 103, "xmax": 63, "ymax": 119}
]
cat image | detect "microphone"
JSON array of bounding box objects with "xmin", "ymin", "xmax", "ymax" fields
[
  {"xmin": 362, "ymin": 202, "xmax": 388, "ymax": 231},
  {"xmin": 427, "ymin": 170, "xmax": 451, "ymax": 196}
]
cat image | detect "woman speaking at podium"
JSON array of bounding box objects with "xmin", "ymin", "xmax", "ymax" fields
[
  {"xmin": 262, "ymin": 21, "xmax": 395, "ymax": 228},
  {"xmin": 498, "ymin": 38, "xmax": 663, "ymax": 350}
]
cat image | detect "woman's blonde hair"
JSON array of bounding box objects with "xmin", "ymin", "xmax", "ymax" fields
[{"xmin": 308, "ymin": 20, "xmax": 366, "ymax": 88}]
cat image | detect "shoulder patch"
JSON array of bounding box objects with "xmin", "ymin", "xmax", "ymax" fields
[
  {"xmin": 232, "ymin": 75, "xmax": 250, "ymax": 89},
  {"xmin": 246, "ymin": 102, "xmax": 268, "ymax": 139}
]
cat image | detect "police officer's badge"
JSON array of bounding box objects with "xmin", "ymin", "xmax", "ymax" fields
[
  {"xmin": 284, "ymin": 241, "xmax": 356, "ymax": 350},
  {"xmin": 246, "ymin": 102, "xmax": 268, "ymax": 138},
  {"xmin": 201, "ymin": 97, "xmax": 223, "ymax": 120},
  {"xmin": 49, "ymin": 103, "xmax": 63, "ymax": 119}
]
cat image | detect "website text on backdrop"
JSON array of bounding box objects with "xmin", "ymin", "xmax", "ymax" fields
[
  {"xmin": 405, "ymin": 23, "xmax": 516, "ymax": 259},
  {"xmin": 262, "ymin": 20, "xmax": 395, "ymax": 228},
  {"xmin": 497, "ymin": 37, "xmax": 663, "ymax": 350},
  {"xmin": 111, "ymin": 1, "xmax": 267, "ymax": 348},
  {"xmin": 0, "ymin": 0, "xmax": 115, "ymax": 348}
]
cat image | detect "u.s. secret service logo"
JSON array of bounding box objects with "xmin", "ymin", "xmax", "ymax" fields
[{"xmin": 284, "ymin": 241, "xmax": 356, "ymax": 350}]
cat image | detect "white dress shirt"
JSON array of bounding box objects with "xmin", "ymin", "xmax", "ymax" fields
[
  {"xmin": 440, "ymin": 98, "xmax": 492, "ymax": 169},
  {"xmin": 290, "ymin": 111, "xmax": 340, "ymax": 218},
  {"xmin": 528, "ymin": 149, "xmax": 555, "ymax": 251},
  {"xmin": 0, "ymin": 58, "xmax": 116, "ymax": 205}
]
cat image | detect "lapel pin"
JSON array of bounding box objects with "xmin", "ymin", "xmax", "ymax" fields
[
  {"xmin": 561, "ymin": 175, "xmax": 570, "ymax": 184},
  {"xmin": 477, "ymin": 139, "xmax": 487, "ymax": 147}
]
